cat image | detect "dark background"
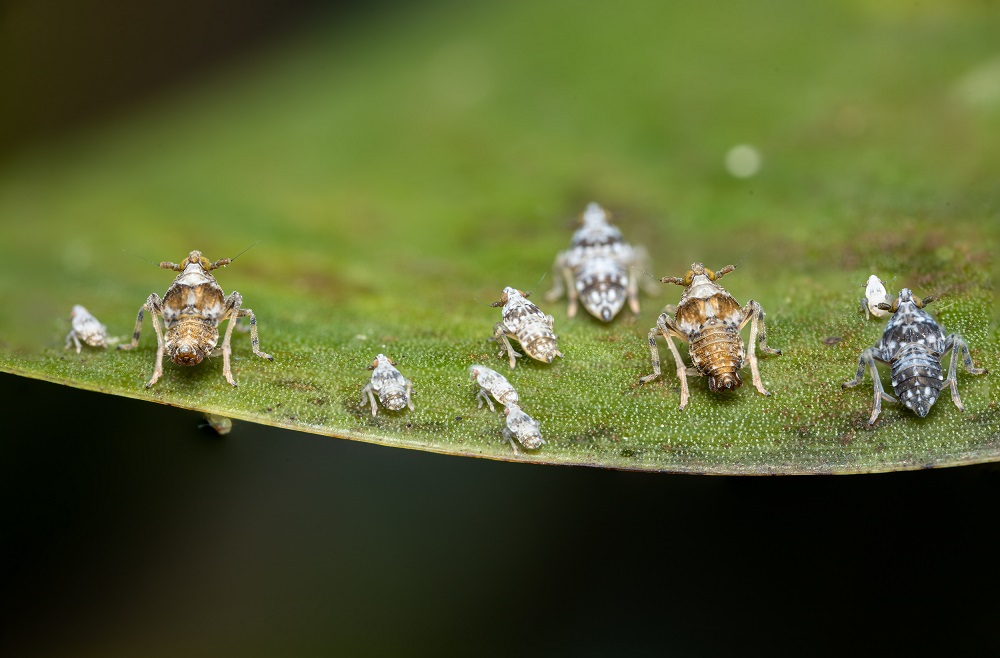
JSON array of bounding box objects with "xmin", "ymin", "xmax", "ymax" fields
[{"xmin": 2, "ymin": 1, "xmax": 999, "ymax": 654}]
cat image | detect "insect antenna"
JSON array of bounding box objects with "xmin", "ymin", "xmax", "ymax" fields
[
  {"xmin": 631, "ymin": 267, "xmax": 660, "ymax": 281},
  {"xmin": 121, "ymin": 249, "xmax": 158, "ymax": 267},
  {"xmin": 523, "ymin": 272, "xmax": 547, "ymax": 298},
  {"xmin": 230, "ymin": 240, "xmax": 261, "ymax": 263}
]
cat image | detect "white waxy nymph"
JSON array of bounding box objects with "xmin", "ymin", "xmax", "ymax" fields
[
  {"xmin": 468, "ymin": 364, "xmax": 519, "ymax": 411},
  {"xmin": 502, "ymin": 404, "xmax": 544, "ymax": 454},
  {"xmin": 545, "ymin": 202, "xmax": 655, "ymax": 322},
  {"xmin": 360, "ymin": 354, "xmax": 414, "ymax": 417},
  {"xmin": 491, "ymin": 286, "xmax": 562, "ymax": 369},
  {"xmin": 65, "ymin": 304, "xmax": 109, "ymax": 353},
  {"xmin": 861, "ymin": 275, "xmax": 892, "ymax": 319}
]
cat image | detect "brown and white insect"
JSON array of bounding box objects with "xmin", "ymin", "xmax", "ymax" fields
[
  {"xmin": 118, "ymin": 250, "xmax": 272, "ymax": 388},
  {"xmin": 860, "ymin": 274, "xmax": 892, "ymax": 319},
  {"xmin": 502, "ymin": 404, "xmax": 544, "ymax": 454},
  {"xmin": 639, "ymin": 262, "xmax": 781, "ymax": 409},
  {"xmin": 360, "ymin": 354, "xmax": 414, "ymax": 417},
  {"xmin": 491, "ymin": 286, "xmax": 563, "ymax": 369},
  {"xmin": 545, "ymin": 202, "xmax": 654, "ymax": 322},
  {"xmin": 842, "ymin": 288, "xmax": 987, "ymax": 425},
  {"xmin": 65, "ymin": 304, "xmax": 109, "ymax": 353},
  {"xmin": 468, "ymin": 364, "xmax": 519, "ymax": 411}
]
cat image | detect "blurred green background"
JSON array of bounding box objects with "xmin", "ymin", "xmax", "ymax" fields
[{"xmin": 2, "ymin": 0, "xmax": 1000, "ymax": 653}]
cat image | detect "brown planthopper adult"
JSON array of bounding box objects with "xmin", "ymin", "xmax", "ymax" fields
[
  {"xmin": 842, "ymin": 288, "xmax": 987, "ymax": 425},
  {"xmin": 545, "ymin": 202, "xmax": 655, "ymax": 322},
  {"xmin": 119, "ymin": 250, "xmax": 272, "ymax": 388},
  {"xmin": 639, "ymin": 262, "xmax": 781, "ymax": 410},
  {"xmin": 491, "ymin": 286, "xmax": 563, "ymax": 369}
]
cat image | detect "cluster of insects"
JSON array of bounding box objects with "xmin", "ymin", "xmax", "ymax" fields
[
  {"xmin": 60, "ymin": 205, "xmax": 989, "ymax": 457},
  {"xmin": 469, "ymin": 364, "xmax": 543, "ymax": 454}
]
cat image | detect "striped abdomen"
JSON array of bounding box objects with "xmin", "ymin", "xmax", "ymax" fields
[
  {"xmin": 575, "ymin": 257, "xmax": 628, "ymax": 322},
  {"xmin": 518, "ymin": 323, "xmax": 561, "ymax": 363},
  {"xmin": 888, "ymin": 343, "xmax": 944, "ymax": 417},
  {"xmin": 689, "ymin": 322, "xmax": 744, "ymax": 391}
]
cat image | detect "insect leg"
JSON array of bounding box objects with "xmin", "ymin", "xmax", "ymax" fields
[
  {"xmin": 66, "ymin": 330, "xmax": 81, "ymax": 353},
  {"xmin": 493, "ymin": 322, "xmax": 522, "ymax": 369},
  {"xmin": 233, "ymin": 307, "xmax": 274, "ymax": 362},
  {"xmin": 739, "ymin": 300, "xmax": 779, "ymax": 397},
  {"xmin": 359, "ymin": 384, "xmax": 378, "ymax": 417},
  {"xmin": 476, "ymin": 388, "xmax": 495, "ymax": 412},
  {"xmin": 219, "ymin": 292, "xmax": 244, "ymax": 386},
  {"xmin": 943, "ymin": 333, "xmax": 988, "ymax": 411},
  {"xmin": 842, "ymin": 347, "xmax": 893, "ymax": 425},
  {"xmin": 404, "ymin": 378, "xmax": 414, "ymax": 411},
  {"xmin": 501, "ymin": 428, "xmax": 520, "ymax": 455}
]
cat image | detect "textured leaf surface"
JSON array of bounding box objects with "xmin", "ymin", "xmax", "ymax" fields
[{"xmin": 1, "ymin": 0, "xmax": 998, "ymax": 473}]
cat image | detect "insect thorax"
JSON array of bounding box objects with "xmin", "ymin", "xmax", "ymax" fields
[{"xmin": 675, "ymin": 292, "xmax": 745, "ymax": 386}]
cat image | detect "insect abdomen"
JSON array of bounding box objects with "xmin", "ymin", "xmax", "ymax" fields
[
  {"xmin": 520, "ymin": 329, "xmax": 561, "ymax": 363},
  {"xmin": 576, "ymin": 258, "xmax": 628, "ymax": 322},
  {"xmin": 689, "ymin": 324, "xmax": 743, "ymax": 391},
  {"xmin": 889, "ymin": 344, "xmax": 944, "ymax": 417}
]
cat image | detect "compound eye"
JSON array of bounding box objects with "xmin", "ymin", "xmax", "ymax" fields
[
  {"xmin": 891, "ymin": 299, "xmax": 900, "ymax": 312},
  {"xmin": 912, "ymin": 295, "xmax": 924, "ymax": 308},
  {"xmin": 683, "ymin": 271, "xmax": 694, "ymax": 286},
  {"xmin": 371, "ymin": 359, "xmax": 379, "ymax": 369},
  {"xmin": 500, "ymin": 292, "xmax": 509, "ymax": 304},
  {"xmin": 705, "ymin": 268, "xmax": 717, "ymax": 281}
]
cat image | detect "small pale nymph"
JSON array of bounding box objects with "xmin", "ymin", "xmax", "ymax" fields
[
  {"xmin": 360, "ymin": 354, "xmax": 414, "ymax": 417},
  {"xmin": 842, "ymin": 288, "xmax": 987, "ymax": 425},
  {"xmin": 118, "ymin": 250, "xmax": 272, "ymax": 388},
  {"xmin": 468, "ymin": 364, "xmax": 519, "ymax": 411},
  {"xmin": 502, "ymin": 404, "xmax": 544, "ymax": 454},
  {"xmin": 545, "ymin": 202, "xmax": 655, "ymax": 322},
  {"xmin": 639, "ymin": 262, "xmax": 781, "ymax": 410},
  {"xmin": 860, "ymin": 275, "xmax": 892, "ymax": 319},
  {"xmin": 491, "ymin": 286, "xmax": 563, "ymax": 369},
  {"xmin": 65, "ymin": 304, "xmax": 109, "ymax": 353}
]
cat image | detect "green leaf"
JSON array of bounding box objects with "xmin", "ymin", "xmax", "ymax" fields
[{"xmin": 2, "ymin": 0, "xmax": 998, "ymax": 473}]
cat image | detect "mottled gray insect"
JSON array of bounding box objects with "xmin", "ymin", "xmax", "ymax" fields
[
  {"xmin": 119, "ymin": 250, "xmax": 272, "ymax": 388},
  {"xmin": 860, "ymin": 274, "xmax": 892, "ymax": 319},
  {"xmin": 468, "ymin": 364, "xmax": 519, "ymax": 411},
  {"xmin": 842, "ymin": 288, "xmax": 987, "ymax": 425},
  {"xmin": 545, "ymin": 202, "xmax": 654, "ymax": 322},
  {"xmin": 491, "ymin": 286, "xmax": 563, "ymax": 369},
  {"xmin": 65, "ymin": 304, "xmax": 109, "ymax": 353},
  {"xmin": 502, "ymin": 404, "xmax": 544, "ymax": 454},
  {"xmin": 360, "ymin": 354, "xmax": 414, "ymax": 417},
  {"xmin": 639, "ymin": 262, "xmax": 781, "ymax": 410}
]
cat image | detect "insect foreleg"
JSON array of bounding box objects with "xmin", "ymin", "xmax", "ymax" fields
[
  {"xmin": 359, "ymin": 384, "xmax": 378, "ymax": 416},
  {"xmin": 492, "ymin": 322, "xmax": 521, "ymax": 369},
  {"xmin": 118, "ymin": 294, "xmax": 166, "ymax": 388},
  {"xmin": 640, "ymin": 314, "xmax": 691, "ymax": 409},
  {"xmin": 842, "ymin": 347, "xmax": 894, "ymax": 425}
]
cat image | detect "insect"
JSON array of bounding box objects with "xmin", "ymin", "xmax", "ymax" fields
[
  {"xmin": 545, "ymin": 202, "xmax": 653, "ymax": 322},
  {"xmin": 639, "ymin": 262, "xmax": 781, "ymax": 409},
  {"xmin": 502, "ymin": 404, "xmax": 544, "ymax": 454},
  {"xmin": 468, "ymin": 364, "xmax": 519, "ymax": 411},
  {"xmin": 360, "ymin": 354, "xmax": 414, "ymax": 417},
  {"xmin": 860, "ymin": 274, "xmax": 892, "ymax": 319},
  {"xmin": 65, "ymin": 304, "xmax": 109, "ymax": 353},
  {"xmin": 491, "ymin": 286, "xmax": 563, "ymax": 369},
  {"xmin": 201, "ymin": 412, "xmax": 233, "ymax": 435},
  {"xmin": 118, "ymin": 250, "xmax": 272, "ymax": 388},
  {"xmin": 842, "ymin": 288, "xmax": 987, "ymax": 425}
]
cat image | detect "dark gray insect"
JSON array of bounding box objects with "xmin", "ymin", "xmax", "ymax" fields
[
  {"xmin": 842, "ymin": 288, "xmax": 987, "ymax": 425},
  {"xmin": 545, "ymin": 202, "xmax": 654, "ymax": 322}
]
